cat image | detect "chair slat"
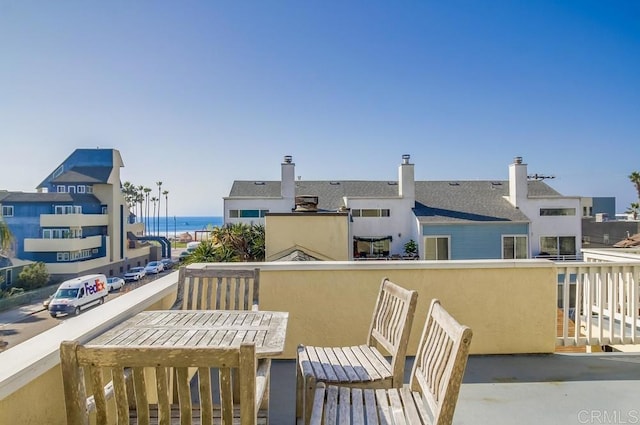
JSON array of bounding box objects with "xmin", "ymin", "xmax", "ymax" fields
[
  {"xmin": 155, "ymin": 367, "xmax": 171, "ymax": 425},
  {"xmin": 88, "ymin": 366, "xmax": 107, "ymax": 424}
]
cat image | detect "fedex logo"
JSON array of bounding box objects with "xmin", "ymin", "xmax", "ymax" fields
[{"xmin": 84, "ymin": 278, "xmax": 105, "ymax": 295}]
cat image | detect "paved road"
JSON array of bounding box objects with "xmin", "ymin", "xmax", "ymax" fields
[{"xmin": 0, "ymin": 270, "xmax": 172, "ymax": 351}]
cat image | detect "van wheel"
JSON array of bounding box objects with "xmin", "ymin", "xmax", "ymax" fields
[
  {"xmin": 99, "ymin": 297, "xmax": 105, "ymax": 305},
  {"xmin": 74, "ymin": 306, "xmax": 81, "ymax": 315},
  {"xmin": 50, "ymin": 313, "xmax": 56, "ymax": 318}
]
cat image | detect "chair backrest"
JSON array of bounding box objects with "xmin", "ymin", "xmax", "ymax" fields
[
  {"xmin": 172, "ymin": 266, "xmax": 260, "ymax": 311},
  {"xmin": 409, "ymin": 299, "xmax": 473, "ymax": 425},
  {"xmin": 60, "ymin": 340, "xmax": 262, "ymax": 425},
  {"xmin": 367, "ymin": 277, "xmax": 418, "ymax": 386}
]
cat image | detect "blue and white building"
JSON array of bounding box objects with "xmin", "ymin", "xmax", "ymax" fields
[
  {"xmin": 224, "ymin": 155, "xmax": 582, "ymax": 260},
  {"xmin": 0, "ymin": 148, "xmax": 153, "ymax": 281}
]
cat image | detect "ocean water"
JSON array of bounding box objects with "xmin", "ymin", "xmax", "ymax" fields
[{"xmin": 144, "ymin": 216, "xmax": 223, "ymax": 238}]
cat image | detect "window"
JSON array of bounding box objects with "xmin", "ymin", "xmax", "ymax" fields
[
  {"xmin": 54, "ymin": 205, "xmax": 81, "ymax": 214},
  {"xmin": 44, "ymin": 228, "xmax": 75, "ymax": 239},
  {"xmin": 56, "ymin": 252, "xmax": 70, "ymax": 261},
  {"xmin": 503, "ymin": 235, "xmax": 528, "ymax": 259},
  {"xmin": 2, "ymin": 206, "xmax": 13, "ymax": 217},
  {"xmin": 77, "ymin": 185, "xmax": 86, "ymax": 194},
  {"xmin": 53, "ymin": 165, "xmax": 64, "ymax": 178},
  {"xmin": 540, "ymin": 208, "xmax": 576, "ymax": 216},
  {"xmin": 68, "ymin": 186, "xmax": 75, "ymax": 194},
  {"xmin": 540, "ymin": 236, "xmax": 576, "ymax": 258},
  {"xmin": 229, "ymin": 209, "xmax": 269, "ymax": 218},
  {"xmin": 354, "ymin": 236, "xmax": 391, "ymax": 257},
  {"xmin": 351, "ymin": 209, "xmax": 391, "ymax": 218},
  {"xmin": 86, "ymin": 185, "xmax": 93, "ymax": 194},
  {"xmin": 241, "ymin": 210, "xmax": 260, "ymax": 218},
  {"xmin": 57, "ymin": 185, "xmax": 66, "ymax": 193},
  {"xmin": 424, "ymin": 236, "xmax": 449, "ymax": 260}
]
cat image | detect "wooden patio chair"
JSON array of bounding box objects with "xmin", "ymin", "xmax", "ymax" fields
[
  {"xmin": 60, "ymin": 340, "xmax": 270, "ymax": 425},
  {"xmin": 296, "ymin": 277, "xmax": 418, "ymax": 425},
  {"xmin": 171, "ymin": 266, "xmax": 260, "ymax": 311},
  {"xmin": 309, "ymin": 299, "xmax": 473, "ymax": 425}
]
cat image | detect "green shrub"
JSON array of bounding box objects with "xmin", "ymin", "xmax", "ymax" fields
[
  {"xmin": 16, "ymin": 262, "xmax": 50, "ymax": 290},
  {"xmin": 403, "ymin": 239, "xmax": 418, "ymax": 257}
]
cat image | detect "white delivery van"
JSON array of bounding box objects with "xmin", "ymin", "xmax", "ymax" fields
[{"xmin": 48, "ymin": 274, "xmax": 109, "ymax": 317}]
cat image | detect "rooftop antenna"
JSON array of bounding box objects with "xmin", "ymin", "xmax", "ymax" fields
[{"xmin": 528, "ymin": 173, "xmax": 555, "ymax": 181}]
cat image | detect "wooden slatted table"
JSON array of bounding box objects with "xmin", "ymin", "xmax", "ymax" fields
[{"xmin": 88, "ymin": 310, "xmax": 288, "ymax": 357}]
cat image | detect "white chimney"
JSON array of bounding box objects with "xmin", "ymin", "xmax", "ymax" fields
[
  {"xmin": 399, "ymin": 154, "xmax": 415, "ymax": 204},
  {"xmin": 281, "ymin": 155, "xmax": 295, "ymax": 200},
  {"xmin": 509, "ymin": 156, "xmax": 528, "ymax": 207}
]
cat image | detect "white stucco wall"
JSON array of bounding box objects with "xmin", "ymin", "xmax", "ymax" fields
[
  {"xmin": 516, "ymin": 196, "xmax": 582, "ymax": 257},
  {"xmin": 345, "ymin": 197, "xmax": 418, "ymax": 255}
]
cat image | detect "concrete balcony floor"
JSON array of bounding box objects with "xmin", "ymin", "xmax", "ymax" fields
[{"xmin": 268, "ymin": 352, "xmax": 640, "ymax": 425}]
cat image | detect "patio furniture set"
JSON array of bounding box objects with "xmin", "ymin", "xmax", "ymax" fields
[{"xmin": 59, "ymin": 267, "xmax": 473, "ymax": 425}]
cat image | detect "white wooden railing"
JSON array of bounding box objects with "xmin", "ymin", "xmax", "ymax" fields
[{"xmin": 556, "ymin": 262, "xmax": 640, "ymax": 347}]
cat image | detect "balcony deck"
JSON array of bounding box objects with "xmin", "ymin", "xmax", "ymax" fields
[
  {"xmin": 1, "ymin": 257, "xmax": 640, "ymax": 425},
  {"xmin": 268, "ymin": 353, "xmax": 640, "ymax": 425}
]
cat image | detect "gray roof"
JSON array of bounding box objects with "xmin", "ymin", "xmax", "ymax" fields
[
  {"xmin": 0, "ymin": 256, "xmax": 33, "ymax": 269},
  {"xmin": 273, "ymin": 249, "xmax": 320, "ymax": 261},
  {"xmin": 1, "ymin": 192, "xmax": 101, "ymax": 204},
  {"xmin": 229, "ymin": 180, "xmax": 401, "ymax": 211},
  {"xmin": 414, "ymin": 181, "xmax": 530, "ymax": 223},
  {"xmin": 50, "ymin": 166, "xmax": 112, "ymax": 184},
  {"xmin": 229, "ymin": 179, "xmax": 563, "ymax": 224}
]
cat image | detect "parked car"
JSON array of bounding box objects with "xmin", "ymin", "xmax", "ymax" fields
[
  {"xmin": 124, "ymin": 266, "xmax": 146, "ymax": 282},
  {"xmin": 160, "ymin": 258, "xmax": 175, "ymax": 270},
  {"xmin": 178, "ymin": 250, "xmax": 192, "ymax": 262},
  {"xmin": 106, "ymin": 276, "xmax": 125, "ymax": 292},
  {"xmin": 144, "ymin": 261, "xmax": 164, "ymax": 274},
  {"xmin": 43, "ymin": 294, "xmax": 54, "ymax": 309}
]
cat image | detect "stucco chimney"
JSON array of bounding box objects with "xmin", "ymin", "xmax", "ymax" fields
[
  {"xmin": 281, "ymin": 155, "xmax": 295, "ymax": 200},
  {"xmin": 509, "ymin": 156, "xmax": 528, "ymax": 207},
  {"xmin": 399, "ymin": 154, "xmax": 415, "ymax": 204}
]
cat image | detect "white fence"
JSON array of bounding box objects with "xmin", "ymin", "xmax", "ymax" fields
[{"xmin": 557, "ymin": 262, "xmax": 640, "ymax": 347}]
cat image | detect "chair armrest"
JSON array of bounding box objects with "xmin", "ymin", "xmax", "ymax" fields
[{"xmin": 255, "ymin": 358, "xmax": 271, "ymax": 410}]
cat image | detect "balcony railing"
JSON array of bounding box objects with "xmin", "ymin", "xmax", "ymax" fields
[
  {"xmin": 556, "ymin": 261, "xmax": 640, "ymax": 348},
  {"xmin": 39, "ymin": 213, "xmax": 109, "ymax": 227},
  {"xmin": 23, "ymin": 235, "xmax": 103, "ymax": 252}
]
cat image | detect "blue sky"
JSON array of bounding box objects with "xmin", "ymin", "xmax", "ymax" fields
[{"xmin": 1, "ymin": 1, "xmax": 638, "ymax": 216}]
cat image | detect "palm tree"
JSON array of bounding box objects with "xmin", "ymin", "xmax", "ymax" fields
[
  {"xmin": 121, "ymin": 181, "xmax": 134, "ymax": 219},
  {"xmin": 135, "ymin": 192, "xmax": 144, "ymax": 224},
  {"xmin": 0, "ymin": 220, "xmax": 13, "ymax": 254},
  {"xmin": 630, "ymin": 171, "xmax": 640, "ymax": 201},
  {"xmin": 626, "ymin": 202, "xmax": 640, "ymax": 220},
  {"xmin": 163, "ymin": 190, "xmax": 169, "ymax": 238},
  {"xmin": 210, "ymin": 223, "xmax": 265, "ymax": 262},
  {"xmin": 136, "ymin": 185, "xmax": 145, "ymax": 223},
  {"xmin": 150, "ymin": 197, "xmax": 158, "ymax": 234},
  {"xmin": 143, "ymin": 187, "xmax": 152, "ymax": 234},
  {"xmin": 156, "ymin": 181, "xmax": 162, "ymax": 236}
]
